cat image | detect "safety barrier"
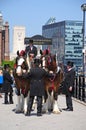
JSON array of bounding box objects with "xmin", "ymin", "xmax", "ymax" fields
[{"xmin": 73, "ymin": 75, "xmax": 86, "ymax": 102}]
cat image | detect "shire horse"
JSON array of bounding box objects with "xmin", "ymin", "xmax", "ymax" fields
[
  {"xmin": 41, "ymin": 50, "xmax": 63, "ymax": 114},
  {"xmin": 13, "ymin": 49, "xmax": 40, "ymax": 115},
  {"xmin": 13, "ymin": 50, "xmax": 31, "ymax": 115}
]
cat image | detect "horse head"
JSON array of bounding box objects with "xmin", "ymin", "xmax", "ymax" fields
[
  {"xmin": 41, "ymin": 53, "xmax": 57, "ymax": 73},
  {"xmin": 16, "ymin": 56, "xmax": 28, "ymax": 76}
]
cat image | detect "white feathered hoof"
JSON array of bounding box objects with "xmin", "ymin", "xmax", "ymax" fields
[
  {"xmin": 53, "ymin": 110, "xmax": 61, "ymax": 114},
  {"xmin": 15, "ymin": 105, "xmax": 23, "ymax": 113},
  {"xmin": 32, "ymin": 104, "xmax": 35, "ymax": 111},
  {"xmin": 42, "ymin": 104, "xmax": 48, "ymax": 113},
  {"xmin": 53, "ymin": 100, "xmax": 61, "ymax": 114},
  {"xmin": 42, "ymin": 106, "xmax": 48, "ymax": 113},
  {"xmin": 24, "ymin": 110, "xmax": 28, "ymax": 116}
]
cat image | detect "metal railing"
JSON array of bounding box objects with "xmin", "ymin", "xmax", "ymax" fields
[{"xmin": 73, "ymin": 75, "xmax": 86, "ymax": 102}]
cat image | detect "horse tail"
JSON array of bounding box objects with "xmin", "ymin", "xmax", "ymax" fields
[
  {"xmin": 56, "ymin": 67, "xmax": 64, "ymax": 84},
  {"xmin": 59, "ymin": 69, "xmax": 64, "ymax": 84}
]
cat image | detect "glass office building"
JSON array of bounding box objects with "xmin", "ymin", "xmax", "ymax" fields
[{"xmin": 42, "ymin": 20, "xmax": 83, "ymax": 69}]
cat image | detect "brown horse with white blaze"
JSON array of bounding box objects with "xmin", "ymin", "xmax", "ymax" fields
[
  {"xmin": 41, "ymin": 52, "xmax": 63, "ymax": 114},
  {"xmin": 13, "ymin": 51, "xmax": 31, "ymax": 115}
]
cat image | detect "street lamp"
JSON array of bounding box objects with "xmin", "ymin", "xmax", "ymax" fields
[{"xmin": 81, "ymin": 3, "xmax": 86, "ymax": 75}]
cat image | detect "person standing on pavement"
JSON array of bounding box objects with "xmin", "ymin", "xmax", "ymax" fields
[
  {"xmin": 63, "ymin": 61, "xmax": 75, "ymax": 111},
  {"xmin": 2, "ymin": 64, "xmax": 14, "ymax": 104},
  {"xmin": 25, "ymin": 58, "xmax": 53, "ymax": 116},
  {"xmin": 10, "ymin": 69, "xmax": 16, "ymax": 88},
  {"xmin": 0, "ymin": 67, "xmax": 3, "ymax": 98}
]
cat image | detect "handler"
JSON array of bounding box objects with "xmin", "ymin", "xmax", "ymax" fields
[
  {"xmin": 63, "ymin": 61, "xmax": 75, "ymax": 111},
  {"xmin": 25, "ymin": 58, "xmax": 53, "ymax": 116}
]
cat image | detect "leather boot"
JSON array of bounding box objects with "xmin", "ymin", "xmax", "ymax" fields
[
  {"xmin": 37, "ymin": 96, "xmax": 42, "ymax": 116},
  {"xmin": 4, "ymin": 93, "xmax": 9, "ymax": 104},
  {"xmin": 27, "ymin": 96, "xmax": 34, "ymax": 116},
  {"xmin": 9, "ymin": 93, "xmax": 14, "ymax": 104}
]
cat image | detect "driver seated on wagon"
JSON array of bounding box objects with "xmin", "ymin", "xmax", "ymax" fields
[{"xmin": 25, "ymin": 39, "xmax": 37, "ymax": 58}]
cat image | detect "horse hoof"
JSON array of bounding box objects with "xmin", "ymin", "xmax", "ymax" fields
[
  {"xmin": 53, "ymin": 111, "xmax": 61, "ymax": 114},
  {"xmin": 48, "ymin": 109, "xmax": 53, "ymax": 112},
  {"xmin": 59, "ymin": 108, "xmax": 62, "ymax": 112},
  {"xmin": 42, "ymin": 111, "xmax": 46, "ymax": 114},
  {"xmin": 25, "ymin": 111, "xmax": 30, "ymax": 116},
  {"xmin": 15, "ymin": 110, "xmax": 21, "ymax": 114},
  {"xmin": 25, "ymin": 112, "xmax": 28, "ymax": 116}
]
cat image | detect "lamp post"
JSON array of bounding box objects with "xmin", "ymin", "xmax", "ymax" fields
[{"xmin": 81, "ymin": 3, "xmax": 86, "ymax": 75}]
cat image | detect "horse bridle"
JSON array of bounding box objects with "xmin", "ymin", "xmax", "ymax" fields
[{"xmin": 16, "ymin": 57, "xmax": 27, "ymax": 76}]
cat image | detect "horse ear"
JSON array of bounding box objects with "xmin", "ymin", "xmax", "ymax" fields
[
  {"xmin": 22, "ymin": 51, "xmax": 26, "ymax": 56},
  {"xmin": 17, "ymin": 50, "xmax": 19, "ymax": 56},
  {"xmin": 46, "ymin": 49, "xmax": 49, "ymax": 55},
  {"xmin": 40, "ymin": 50, "xmax": 43, "ymax": 55}
]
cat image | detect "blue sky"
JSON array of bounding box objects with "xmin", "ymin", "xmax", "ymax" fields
[{"xmin": 0, "ymin": 0, "xmax": 86, "ymax": 51}]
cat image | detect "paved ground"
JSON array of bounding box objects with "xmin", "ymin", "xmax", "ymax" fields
[{"xmin": 0, "ymin": 93, "xmax": 86, "ymax": 130}]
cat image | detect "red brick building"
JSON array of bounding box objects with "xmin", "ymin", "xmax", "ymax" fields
[{"xmin": 0, "ymin": 12, "xmax": 10, "ymax": 65}]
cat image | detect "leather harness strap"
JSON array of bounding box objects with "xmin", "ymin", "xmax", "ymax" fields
[{"xmin": 49, "ymin": 74, "xmax": 56, "ymax": 90}]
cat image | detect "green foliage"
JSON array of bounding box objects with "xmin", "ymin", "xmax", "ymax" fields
[{"xmin": 1, "ymin": 60, "xmax": 15, "ymax": 69}]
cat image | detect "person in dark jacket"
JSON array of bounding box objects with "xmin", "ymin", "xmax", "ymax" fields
[
  {"xmin": 63, "ymin": 61, "xmax": 75, "ymax": 111},
  {"xmin": 2, "ymin": 64, "xmax": 14, "ymax": 104},
  {"xmin": 26, "ymin": 58, "xmax": 53, "ymax": 116},
  {"xmin": 25, "ymin": 39, "xmax": 37, "ymax": 58},
  {"xmin": 0, "ymin": 67, "xmax": 3, "ymax": 98}
]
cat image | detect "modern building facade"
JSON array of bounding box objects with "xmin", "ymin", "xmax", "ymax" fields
[
  {"xmin": 42, "ymin": 20, "xmax": 83, "ymax": 70},
  {"xmin": 0, "ymin": 12, "xmax": 10, "ymax": 64}
]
